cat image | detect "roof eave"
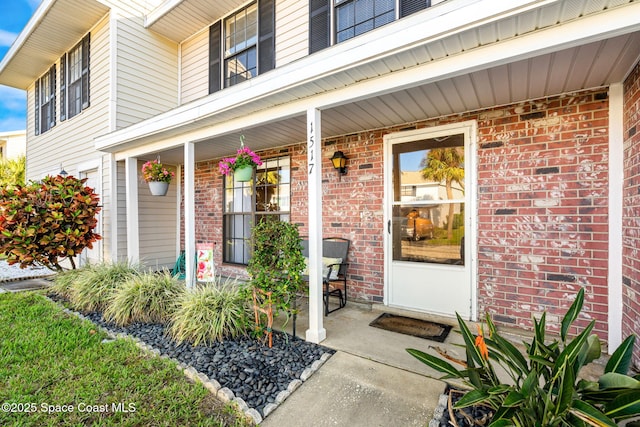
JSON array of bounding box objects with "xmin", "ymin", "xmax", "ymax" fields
[{"xmin": 0, "ymin": 0, "xmax": 110, "ymax": 89}]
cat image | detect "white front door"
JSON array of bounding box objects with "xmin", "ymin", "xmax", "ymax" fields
[
  {"xmin": 384, "ymin": 122, "xmax": 476, "ymax": 319},
  {"xmin": 79, "ymin": 167, "xmax": 102, "ymax": 266}
]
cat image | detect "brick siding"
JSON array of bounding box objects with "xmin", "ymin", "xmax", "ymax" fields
[
  {"xmin": 623, "ymin": 60, "xmax": 640, "ymax": 369},
  {"xmin": 186, "ymin": 87, "xmax": 616, "ymax": 344}
]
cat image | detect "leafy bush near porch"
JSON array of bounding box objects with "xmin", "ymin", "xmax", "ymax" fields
[
  {"xmin": 247, "ymin": 219, "xmax": 305, "ymax": 327},
  {"xmin": 104, "ymin": 271, "xmax": 184, "ymax": 326},
  {"xmin": 0, "ymin": 175, "xmax": 101, "ymax": 271},
  {"xmin": 169, "ymin": 278, "xmax": 250, "ymax": 346},
  {"xmin": 69, "ymin": 261, "xmax": 140, "ymax": 313},
  {"xmin": 408, "ymin": 288, "xmax": 640, "ymax": 426}
]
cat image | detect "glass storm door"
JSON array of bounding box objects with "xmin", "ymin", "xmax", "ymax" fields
[{"xmin": 385, "ymin": 124, "xmax": 473, "ymax": 319}]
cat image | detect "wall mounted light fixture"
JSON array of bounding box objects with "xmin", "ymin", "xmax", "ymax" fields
[
  {"xmin": 59, "ymin": 164, "xmax": 68, "ymax": 177},
  {"xmin": 330, "ymin": 151, "xmax": 347, "ymax": 176}
]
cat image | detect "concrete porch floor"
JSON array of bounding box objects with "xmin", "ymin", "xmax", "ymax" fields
[{"xmin": 262, "ymin": 297, "xmax": 468, "ymax": 426}]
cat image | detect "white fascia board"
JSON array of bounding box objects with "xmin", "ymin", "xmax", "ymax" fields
[
  {"xmin": 144, "ymin": 0, "xmax": 183, "ymax": 28},
  {"xmin": 96, "ymin": 0, "xmax": 640, "ymax": 153}
]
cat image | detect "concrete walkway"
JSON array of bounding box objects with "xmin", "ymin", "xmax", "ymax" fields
[
  {"xmin": 261, "ymin": 351, "xmax": 440, "ymax": 427},
  {"xmin": 262, "ymin": 300, "xmax": 464, "ymax": 426}
]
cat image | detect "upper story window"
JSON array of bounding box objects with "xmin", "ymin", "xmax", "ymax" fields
[
  {"xmin": 335, "ymin": 0, "xmax": 395, "ymax": 43},
  {"xmin": 223, "ymin": 156, "xmax": 290, "ymax": 265},
  {"xmin": 310, "ymin": 0, "xmax": 431, "ymax": 53},
  {"xmin": 225, "ymin": 4, "xmax": 258, "ymax": 87},
  {"xmin": 34, "ymin": 66, "xmax": 56, "ymax": 135},
  {"xmin": 209, "ymin": 0, "xmax": 275, "ymax": 94},
  {"xmin": 60, "ymin": 34, "xmax": 90, "ymax": 121}
]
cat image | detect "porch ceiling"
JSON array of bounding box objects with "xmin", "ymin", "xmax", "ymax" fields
[{"xmin": 144, "ymin": 29, "xmax": 640, "ymax": 166}]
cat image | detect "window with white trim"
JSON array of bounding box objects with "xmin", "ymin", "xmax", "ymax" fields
[
  {"xmin": 223, "ymin": 156, "xmax": 291, "ymax": 265},
  {"xmin": 34, "ymin": 66, "xmax": 56, "ymax": 135},
  {"xmin": 60, "ymin": 34, "xmax": 90, "ymax": 121},
  {"xmin": 209, "ymin": 0, "xmax": 275, "ymax": 93},
  {"xmin": 310, "ymin": 0, "xmax": 431, "ymax": 53}
]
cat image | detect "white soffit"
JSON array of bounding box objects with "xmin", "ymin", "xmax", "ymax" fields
[{"xmin": 0, "ymin": 0, "xmax": 110, "ymax": 89}]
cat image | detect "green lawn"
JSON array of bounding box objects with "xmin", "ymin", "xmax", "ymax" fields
[{"xmin": 0, "ymin": 292, "xmax": 252, "ymax": 427}]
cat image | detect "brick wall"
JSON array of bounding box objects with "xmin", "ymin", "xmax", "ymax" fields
[
  {"xmin": 187, "ymin": 87, "xmax": 612, "ymax": 342},
  {"xmin": 623, "ymin": 59, "xmax": 640, "ymax": 369}
]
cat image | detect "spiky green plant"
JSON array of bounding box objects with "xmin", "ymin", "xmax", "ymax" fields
[
  {"xmin": 104, "ymin": 271, "xmax": 184, "ymax": 326},
  {"xmin": 408, "ymin": 288, "xmax": 640, "ymax": 426},
  {"xmin": 69, "ymin": 261, "xmax": 140, "ymax": 313},
  {"xmin": 50, "ymin": 267, "xmax": 87, "ymax": 300},
  {"xmin": 169, "ymin": 277, "xmax": 250, "ymax": 346}
]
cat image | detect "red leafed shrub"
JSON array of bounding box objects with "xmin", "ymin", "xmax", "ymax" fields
[{"xmin": 0, "ymin": 175, "xmax": 101, "ymax": 271}]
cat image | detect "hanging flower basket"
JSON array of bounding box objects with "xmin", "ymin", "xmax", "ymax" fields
[
  {"xmin": 218, "ymin": 141, "xmax": 262, "ymax": 182},
  {"xmin": 234, "ymin": 165, "xmax": 254, "ymax": 182},
  {"xmin": 148, "ymin": 181, "xmax": 169, "ymax": 196},
  {"xmin": 141, "ymin": 159, "xmax": 175, "ymax": 196}
]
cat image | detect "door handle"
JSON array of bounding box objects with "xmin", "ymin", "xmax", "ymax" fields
[{"xmin": 388, "ymin": 220, "xmax": 391, "ymax": 234}]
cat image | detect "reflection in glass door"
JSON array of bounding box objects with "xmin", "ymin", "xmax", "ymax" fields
[
  {"xmin": 385, "ymin": 124, "xmax": 474, "ymax": 319},
  {"xmin": 392, "ymin": 136, "xmax": 465, "ymax": 265}
]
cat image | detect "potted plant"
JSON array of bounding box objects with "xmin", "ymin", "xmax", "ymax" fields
[
  {"xmin": 218, "ymin": 145, "xmax": 263, "ymax": 182},
  {"xmin": 141, "ymin": 159, "xmax": 175, "ymax": 196},
  {"xmin": 407, "ymin": 288, "xmax": 640, "ymax": 426}
]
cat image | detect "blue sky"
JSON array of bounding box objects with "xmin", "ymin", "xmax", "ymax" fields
[{"xmin": 0, "ymin": 0, "xmax": 41, "ymax": 132}]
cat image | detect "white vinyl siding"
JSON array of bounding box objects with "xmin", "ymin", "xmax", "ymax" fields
[
  {"xmin": 137, "ymin": 160, "xmax": 178, "ymax": 270},
  {"xmin": 25, "ymin": 16, "xmax": 110, "ymax": 180},
  {"xmin": 115, "ymin": 4, "xmax": 179, "ymax": 129},
  {"xmin": 116, "ymin": 160, "xmax": 128, "ymax": 260},
  {"xmin": 180, "ymin": 30, "xmax": 209, "ymax": 104},
  {"xmin": 276, "ymin": 0, "xmax": 309, "ymax": 66}
]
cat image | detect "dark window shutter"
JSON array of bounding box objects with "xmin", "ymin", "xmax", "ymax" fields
[
  {"xmin": 49, "ymin": 65, "xmax": 56, "ymax": 129},
  {"xmin": 81, "ymin": 34, "xmax": 90, "ymax": 110},
  {"xmin": 34, "ymin": 79, "xmax": 40, "ymax": 136},
  {"xmin": 258, "ymin": 0, "xmax": 275, "ymax": 74},
  {"xmin": 60, "ymin": 53, "xmax": 67, "ymax": 121},
  {"xmin": 208, "ymin": 21, "xmax": 222, "ymax": 94},
  {"xmin": 400, "ymin": 0, "xmax": 430, "ymax": 18},
  {"xmin": 309, "ymin": 0, "xmax": 330, "ymax": 54}
]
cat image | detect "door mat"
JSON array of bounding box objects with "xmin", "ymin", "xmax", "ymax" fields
[{"xmin": 369, "ymin": 313, "xmax": 452, "ymax": 342}]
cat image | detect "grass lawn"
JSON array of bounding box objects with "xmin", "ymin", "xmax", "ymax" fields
[{"xmin": 0, "ymin": 292, "xmax": 252, "ymax": 427}]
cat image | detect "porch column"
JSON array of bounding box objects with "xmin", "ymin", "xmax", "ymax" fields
[
  {"xmin": 305, "ymin": 107, "xmax": 327, "ymax": 343},
  {"xmin": 608, "ymin": 83, "xmax": 623, "ymax": 352},
  {"xmin": 108, "ymin": 154, "xmax": 118, "ymax": 262},
  {"xmin": 184, "ymin": 141, "xmax": 196, "ymax": 288},
  {"xmin": 124, "ymin": 157, "xmax": 139, "ymax": 264}
]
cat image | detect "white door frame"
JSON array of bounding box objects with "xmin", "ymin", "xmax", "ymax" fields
[
  {"xmin": 77, "ymin": 159, "xmax": 103, "ymax": 266},
  {"xmin": 383, "ymin": 120, "xmax": 478, "ymax": 321}
]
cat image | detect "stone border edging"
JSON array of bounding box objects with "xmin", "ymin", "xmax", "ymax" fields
[
  {"xmin": 428, "ymin": 393, "xmax": 449, "ymax": 427},
  {"xmin": 50, "ymin": 298, "xmax": 332, "ymax": 425}
]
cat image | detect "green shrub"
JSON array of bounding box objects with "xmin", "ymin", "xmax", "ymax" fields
[
  {"xmin": 0, "ymin": 175, "xmax": 101, "ymax": 271},
  {"xmin": 69, "ymin": 261, "xmax": 140, "ymax": 313},
  {"xmin": 104, "ymin": 271, "xmax": 184, "ymax": 326},
  {"xmin": 169, "ymin": 278, "xmax": 249, "ymax": 346},
  {"xmin": 247, "ymin": 219, "xmax": 305, "ymax": 317},
  {"xmin": 50, "ymin": 267, "xmax": 87, "ymax": 300},
  {"xmin": 408, "ymin": 288, "xmax": 640, "ymax": 426}
]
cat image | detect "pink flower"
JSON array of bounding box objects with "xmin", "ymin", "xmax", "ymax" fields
[{"xmin": 218, "ymin": 147, "xmax": 262, "ymax": 176}]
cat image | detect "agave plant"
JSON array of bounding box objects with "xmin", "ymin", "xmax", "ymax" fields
[{"xmin": 408, "ymin": 288, "xmax": 640, "ymax": 426}]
